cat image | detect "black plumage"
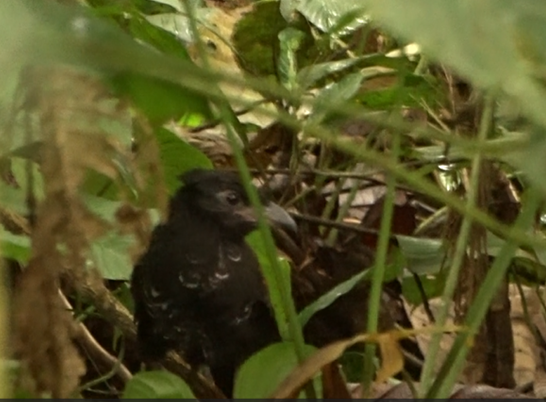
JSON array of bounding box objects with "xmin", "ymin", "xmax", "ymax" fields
[
  {"xmin": 131, "ymin": 169, "xmax": 294, "ymax": 396},
  {"xmin": 131, "ymin": 169, "xmax": 403, "ymax": 397}
]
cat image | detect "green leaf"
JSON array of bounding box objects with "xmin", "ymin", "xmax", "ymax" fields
[
  {"xmin": 294, "ymin": 0, "xmax": 367, "ymax": 35},
  {"xmin": 90, "ymin": 232, "xmax": 135, "ymax": 281},
  {"xmin": 396, "ymin": 235, "xmax": 447, "ymax": 275},
  {"xmin": 83, "ymin": 196, "xmax": 162, "ymax": 281},
  {"xmin": 246, "ymin": 231, "xmax": 292, "ymax": 340},
  {"xmin": 122, "ymin": 370, "xmax": 196, "ymax": 399},
  {"xmin": 279, "ymin": 0, "xmax": 298, "ymax": 22},
  {"xmin": 0, "ymin": 181, "xmax": 28, "ymax": 216},
  {"xmin": 0, "ymin": 226, "xmax": 31, "ymax": 264},
  {"xmin": 149, "ymin": 0, "xmax": 185, "ymax": 12},
  {"xmin": 10, "ymin": 157, "xmax": 45, "ymax": 202},
  {"xmin": 509, "ymin": 256, "xmax": 546, "ymax": 285},
  {"xmin": 81, "ymin": 171, "xmax": 119, "ymax": 200},
  {"xmin": 88, "ymin": 0, "xmax": 177, "ymax": 15},
  {"xmin": 115, "ymin": 281, "xmax": 135, "ymax": 314},
  {"xmin": 310, "ymin": 72, "xmax": 364, "ymax": 125},
  {"xmin": 145, "ymin": 13, "xmax": 194, "ymax": 43},
  {"xmin": 277, "ymin": 27, "xmax": 306, "ymax": 92},
  {"xmin": 355, "ymin": 72, "xmax": 441, "ymax": 110},
  {"xmin": 401, "ymin": 271, "xmax": 446, "ymax": 306},
  {"xmin": 297, "ymin": 249, "xmax": 404, "ymax": 328},
  {"xmin": 232, "ymin": 2, "xmax": 312, "ymax": 77},
  {"xmin": 83, "ymin": 194, "xmax": 123, "ymax": 222},
  {"xmin": 88, "ymin": 0, "xmax": 191, "ymax": 59},
  {"xmin": 297, "ymin": 56, "xmax": 367, "ymax": 90},
  {"xmin": 234, "ymin": 342, "xmax": 320, "ymax": 399},
  {"xmin": 156, "ymin": 127, "xmax": 213, "ymax": 195},
  {"xmin": 144, "ymin": 6, "xmax": 212, "ymax": 45},
  {"xmin": 298, "ymin": 267, "xmax": 372, "ymax": 328},
  {"xmin": 109, "ymin": 72, "xmax": 211, "ymax": 126}
]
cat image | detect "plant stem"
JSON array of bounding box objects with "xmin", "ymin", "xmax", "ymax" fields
[
  {"xmin": 361, "ymin": 132, "xmax": 400, "ymax": 396},
  {"xmin": 426, "ymin": 188, "xmax": 540, "ymax": 398},
  {"xmin": 418, "ymin": 95, "xmax": 494, "ymax": 395}
]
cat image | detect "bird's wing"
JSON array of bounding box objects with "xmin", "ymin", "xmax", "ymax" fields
[{"xmin": 131, "ymin": 223, "xmax": 220, "ymax": 361}]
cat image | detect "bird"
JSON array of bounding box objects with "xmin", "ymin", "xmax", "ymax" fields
[{"xmin": 130, "ymin": 168, "xmax": 296, "ymax": 396}]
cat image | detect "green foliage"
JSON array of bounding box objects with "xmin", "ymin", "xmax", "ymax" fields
[
  {"xmin": 232, "ymin": 1, "xmax": 323, "ymax": 78},
  {"xmin": 234, "ymin": 342, "xmax": 320, "ymax": 398},
  {"xmin": 289, "ymin": 0, "xmax": 367, "ymax": 35},
  {"xmin": 122, "ymin": 371, "xmax": 196, "ymax": 399},
  {"xmin": 5, "ymin": 0, "xmax": 546, "ymax": 399},
  {"xmin": 355, "ymin": 72, "xmax": 442, "ymax": 110},
  {"xmin": 246, "ymin": 231, "xmax": 293, "ymax": 340},
  {"xmin": 109, "ymin": 72, "xmax": 212, "ymax": 126},
  {"xmin": 155, "ymin": 127, "xmax": 213, "ymax": 194},
  {"xmin": 232, "ymin": 2, "xmax": 292, "ymax": 77},
  {"xmin": 0, "ymin": 228, "xmax": 31, "ymax": 265}
]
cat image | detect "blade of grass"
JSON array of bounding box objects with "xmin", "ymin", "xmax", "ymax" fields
[
  {"xmin": 419, "ymin": 94, "xmax": 494, "ymax": 395},
  {"xmin": 425, "ymin": 188, "xmax": 541, "ymax": 398},
  {"xmin": 298, "ymin": 268, "xmax": 373, "ymax": 327},
  {"xmin": 361, "ymin": 130, "xmax": 400, "ymax": 396}
]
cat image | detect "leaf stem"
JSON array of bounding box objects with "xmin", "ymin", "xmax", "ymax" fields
[{"xmin": 361, "ymin": 131, "xmax": 400, "ymax": 395}]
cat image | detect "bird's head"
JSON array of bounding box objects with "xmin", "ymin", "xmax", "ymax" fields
[{"xmin": 175, "ymin": 169, "xmax": 297, "ymax": 237}]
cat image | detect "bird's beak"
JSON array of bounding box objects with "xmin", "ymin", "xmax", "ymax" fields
[{"xmin": 264, "ymin": 202, "xmax": 298, "ymax": 235}]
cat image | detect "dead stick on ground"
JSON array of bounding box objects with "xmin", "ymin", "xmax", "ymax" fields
[{"xmin": 59, "ymin": 290, "xmax": 133, "ymax": 384}]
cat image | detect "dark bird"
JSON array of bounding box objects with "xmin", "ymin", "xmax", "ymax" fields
[{"xmin": 130, "ymin": 169, "xmax": 295, "ymax": 396}]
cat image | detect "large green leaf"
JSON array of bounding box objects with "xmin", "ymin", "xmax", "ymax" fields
[
  {"xmin": 156, "ymin": 127, "xmax": 213, "ymax": 195},
  {"xmin": 234, "ymin": 342, "xmax": 320, "ymax": 399},
  {"xmin": 83, "ymin": 194, "xmax": 161, "ymax": 280},
  {"xmin": 0, "ymin": 0, "xmax": 212, "ymax": 126},
  {"xmin": 355, "ymin": 72, "xmax": 442, "ymax": 110},
  {"xmin": 109, "ymin": 72, "xmax": 211, "ymax": 126},
  {"xmin": 297, "ymin": 56, "xmax": 368, "ymax": 90},
  {"xmin": 290, "ymin": 0, "xmax": 368, "ymax": 35},
  {"xmin": 90, "ymin": 232, "xmax": 135, "ymax": 281},
  {"xmin": 122, "ymin": 371, "xmax": 196, "ymax": 399},
  {"xmin": 309, "ymin": 72, "xmax": 364, "ymax": 125},
  {"xmin": 396, "ymin": 235, "xmax": 447, "ymax": 275}
]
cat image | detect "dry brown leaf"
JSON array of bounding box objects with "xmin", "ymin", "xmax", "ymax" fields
[
  {"xmin": 376, "ymin": 331, "xmax": 405, "ymax": 384},
  {"xmin": 321, "ymin": 362, "xmax": 351, "ymax": 399},
  {"xmin": 405, "ymin": 298, "xmax": 457, "ymax": 375},
  {"xmin": 271, "ymin": 334, "xmax": 361, "ymax": 399},
  {"xmin": 406, "ymin": 284, "xmax": 544, "ymax": 389},
  {"xmin": 510, "ymin": 284, "xmax": 541, "ymax": 387},
  {"xmin": 271, "ymin": 326, "xmax": 459, "ymax": 399}
]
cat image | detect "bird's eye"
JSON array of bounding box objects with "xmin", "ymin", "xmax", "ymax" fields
[{"xmin": 225, "ymin": 191, "xmax": 241, "ymax": 206}]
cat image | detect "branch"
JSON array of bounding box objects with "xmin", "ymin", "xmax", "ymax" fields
[{"xmin": 59, "ymin": 290, "xmax": 132, "ymax": 384}]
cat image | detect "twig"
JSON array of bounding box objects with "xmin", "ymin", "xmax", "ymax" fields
[
  {"xmin": 59, "ymin": 290, "xmax": 133, "ymax": 385},
  {"xmin": 411, "ymin": 274, "xmax": 436, "ymax": 323},
  {"xmin": 290, "ymin": 212, "xmax": 398, "ymax": 240}
]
